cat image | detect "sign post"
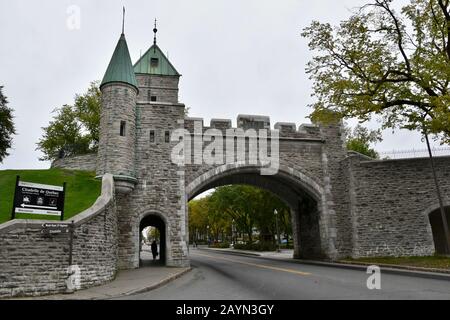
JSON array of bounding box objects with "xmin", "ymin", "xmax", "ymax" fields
[
  {"xmin": 61, "ymin": 182, "xmax": 67, "ymax": 221},
  {"xmin": 11, "ymin": 177, "xmax": 66, "ymax": 220},
  {"xmin": 10, "ymin": 175, "xmax": 20, "ymax": 220},
  {"xmin": 68, "ymin": 221, "xmax": 75, "ymax": 265}
]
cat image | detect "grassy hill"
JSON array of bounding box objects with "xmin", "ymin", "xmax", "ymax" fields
[{"xmin": 0, "ymin": 169, "xmax": 101, "ymax": 224}]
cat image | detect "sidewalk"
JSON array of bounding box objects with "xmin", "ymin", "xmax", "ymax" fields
[{"xmin": 17, "ymin": 252, "xmax": 191, "ymax": 300}]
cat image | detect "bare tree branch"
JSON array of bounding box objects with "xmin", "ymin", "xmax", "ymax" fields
[
  {"xmin": 437, "ymin": 0, "xmax": 450, "ymax": 59},
  {"xmin": 375, "ymin": 0, "xmax": 412, "ymax": 73}
]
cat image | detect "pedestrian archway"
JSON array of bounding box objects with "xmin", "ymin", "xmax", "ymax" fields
[
  {"xmin": 428, "ymin": 206, "xmax": 450, "ymax": 255},
  {"xmin": 139, "ymin": 214, "xmax": 167, "ymax": 266}
]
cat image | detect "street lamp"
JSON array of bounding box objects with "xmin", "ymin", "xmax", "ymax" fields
[
  {"xmin": 274, "ymin": 209, "xmax": 281, "ymax": 253},
  {"xmin": 207, "ymin": 225, "xmax": 210, "ymax": 247},
  {"xmin": 231, "ymin": 219, "xmax": 236, "ymax": 247}
]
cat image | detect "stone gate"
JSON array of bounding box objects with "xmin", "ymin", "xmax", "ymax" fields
[
  {"xmin": 1, "ymin": 28, "xmax": 450, "ymax": 298},
  {"xmin": 93, "ymin": 30, "xmax": 450, "ymax": 268},
  {"xmin": 2, "ymin": 26, "xmax": 450, "ymax": 299}
]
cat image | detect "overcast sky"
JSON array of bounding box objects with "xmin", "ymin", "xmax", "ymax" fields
[{"xmin": 0, "ymin": 0, "xmax": 442, "ymax": 170}]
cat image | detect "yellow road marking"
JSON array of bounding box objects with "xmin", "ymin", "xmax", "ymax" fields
[{"xmin": 192, "ymin": 252, "xmax": 311, "ymax": 276}]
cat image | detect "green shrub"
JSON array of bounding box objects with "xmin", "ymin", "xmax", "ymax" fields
[
  {"xmin": 193, "ymin": 240, "xmax": 208, "ymax": 245},
  {"xmin": 233, "ymin": 242, "xmax": 277, "ymax": 251},
  {"xmin": 212, "ymin": 242, "xmax": 230, "ymax": 249}
]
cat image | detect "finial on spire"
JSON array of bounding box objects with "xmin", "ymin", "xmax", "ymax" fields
[
  {"xmin": 122, "ymin": 6, "xmax": 126, "ymax": 35},
  {"xmin": 153, "ymin": 19, "xmax": 158, "ymax": 45}
]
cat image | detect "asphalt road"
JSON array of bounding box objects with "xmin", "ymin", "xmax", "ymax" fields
[{"xmin": 120, "ymin": 248, "xmax": 450, "ymax": 300}]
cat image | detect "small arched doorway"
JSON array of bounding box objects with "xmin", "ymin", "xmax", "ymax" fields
[
  {"xmin": 139, "ymin": 214, "xmax": 167, "ymax": 266},
  {"xmin": 428, "ymin": 206, "xmax": 450, "ymax": 255}
]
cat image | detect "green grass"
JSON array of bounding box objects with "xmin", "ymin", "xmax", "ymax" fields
[
  {"xmin": 0, "ymin": 169, "xmax": 101, "ymax": 224},
  {"xmin": 343, "ymin": 256, "xmax": 450, "ymax": 270}
]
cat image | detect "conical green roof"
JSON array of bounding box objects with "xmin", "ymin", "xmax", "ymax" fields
[
  {"xmin": 134, "ymin": 44, "xmax": 180, "ymax": 76},
  {"xmin": 101, "ymin": 34, "xmax": 138, "ymax": 90}
]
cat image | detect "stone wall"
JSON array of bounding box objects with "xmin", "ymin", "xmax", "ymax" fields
[
  {"xmin": 116, "ymin": 102, "xmax": 189, "ymax": 269},
  {"xmin": 51, "ymin": 153, "xmax": 97, "ymax": 172},
  {"xmin": 0, "ymin": 174, "xmax": 117, "ymax": 298},
  {"xmin": 136, "ymin": 74, "xmax": 179, "ymax": 104},
  {"xmin": 97, "ymin": 83, "xmax": 138, "ymax": 178},
  {"xmin": 182, "ymin": 116, "xmax": 349, "ymax": 260},
  {"xmin": 183, "ymin": 116, "xmax": 326, "ymax": 193},
  {"xmin": 348, "ymin": 154, "xmax": 450, "ymax": 257}
]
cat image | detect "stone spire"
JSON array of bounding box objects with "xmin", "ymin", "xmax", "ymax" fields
[{"xmin": 153, "ymin": 19, "xmax": 158, "ymax": 46}]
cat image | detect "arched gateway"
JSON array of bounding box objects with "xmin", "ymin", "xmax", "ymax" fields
[
  {"xmin": 92, "ymin": 30, "xmax": 450, "ymax": 269},
  {"xmin": 3, "ymin": 25, "xmax": 450, "ymax": 300}
]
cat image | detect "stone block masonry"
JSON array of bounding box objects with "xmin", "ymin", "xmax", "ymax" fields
[
  {"xmin": 0, "ymin": 174, "xmax": 118, "ymax": 298},
  {"xmin": 347, "ymin": 154, "xmax": 450, "ymax": 257},
  {"xmin": 51, "ymin": 153, "xmax": 97, "ymax": 172}
]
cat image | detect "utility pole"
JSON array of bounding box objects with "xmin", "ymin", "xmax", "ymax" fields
[
  {"xmin": 424, "ymin": 129, "xmax": 450, "ymax": 255},
  {"xmin": 274, "ymin": 209, "xmax": 281, "ymax": 253},
  {"xmin": 231, "ymin": 219, "xmax": 236, "ymax": 247}
]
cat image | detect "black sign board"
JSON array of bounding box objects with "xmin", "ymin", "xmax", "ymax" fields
[
  {"xmin": 41, "ymin": 223, "xmax": 70, "ymax": 235},
  {"xmin": 11, "ymin": 176, "xmax": 66, "ymax": 221}
]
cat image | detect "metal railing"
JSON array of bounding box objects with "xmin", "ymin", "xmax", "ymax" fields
[{"xmin": 379, "ymin": 147, "xmax": 450, "ymax": 159}]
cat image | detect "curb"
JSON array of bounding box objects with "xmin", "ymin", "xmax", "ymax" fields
[
  {"xmin": 283, "ymin": 259, "xmax": 450, "ymax": 282},
  {"xmin": 338, "ymin": 260, "xmax": 450, "ymax": 275},
  {"xmin": 200, "ymin": 247, "xmax": 260, "ymax": 257},
  {"xmin": 101, "ymin": 267, "xmax": 192, "ymax": 299},
  {"xmin": 200, "ymin": 248, "xmax": 450, "ymax": 282}
]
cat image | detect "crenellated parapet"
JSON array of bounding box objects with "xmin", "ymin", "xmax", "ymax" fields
[{"xmin": 183, "ymin": 114, "xmax": 324, "ymax": 140}]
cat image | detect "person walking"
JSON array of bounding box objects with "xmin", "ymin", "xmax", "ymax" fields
[{"xmin": 151, "ymin": 240, "xmax": 158, "ymax": 260}]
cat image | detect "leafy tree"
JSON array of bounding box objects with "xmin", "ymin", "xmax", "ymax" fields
[
  {"xmin": 37, "ymin": 81, "xmax": 101, "ymax": 160},
  {"xmin": 206, "ymin": 196, "xmax": 230, "ymax": 243},
  {"xmin": 345, "ymin": 124, "xmax": 382, "ymax": 158},
  {"xmin": 210, "ymin": 185, "xmax": 257, "ymax": 243},
  {"xmin": 0, "ymin": 86, "xmax": 16, "ymax": 163},
  {"xmin": 146, "ymin": 227, "xmax": 160, "ymax": 241},
  {"xmin": 74, "ymin": 81, "xmax": 101, "ymax": 150},
  {"xmin": 250, "ymin": 187, "xmax": 291, "ymax": 244},
  {"xmin": 189, "ymin": 198, "xmax": 212, "ymax": 242},
  {"xmin": 189, "ymin": 185, "xmax": 291, "ymax": 245},
  {"xmin": 37, "ymin": 105, "xmax": 91, "ymax": 160},
  {"xmin": 302, "ymin": 0, "xmax": 450, "ymax": 144}
]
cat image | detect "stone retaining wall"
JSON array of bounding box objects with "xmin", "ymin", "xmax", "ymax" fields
[
  {"xmin": 51, "ymin": 154, "xmax": 98, "ymax": 172},
  {"xmin": 348, "ymin": 154, "xmax": 450, "ymax": 257},
  {"xmin": 0, "ymin": 174, "xmax": 117, "ymax": 298}
]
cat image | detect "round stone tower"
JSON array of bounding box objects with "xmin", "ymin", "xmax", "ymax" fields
[{"xmin": 97, "ymin": 32, "xmax": 139, "ymax": 194}]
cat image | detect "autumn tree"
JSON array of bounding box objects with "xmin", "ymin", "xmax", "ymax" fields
[
  {"xmin": 189, "ymin": 185, "xmax": 291, "ymax": 246},
  {"xmin": 302, "ymin": 0, "xmax": 450, "ymax": 143},
  {"xmin": 209, "ymin": 185, "xmax": 258, "ymax": 244}
]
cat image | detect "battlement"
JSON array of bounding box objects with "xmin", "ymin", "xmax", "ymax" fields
[
  {"xmin": 184, "ymin": 115, "xmax": 324, "ymax": 139},
  {"xmin": 237, "ymin": 114, "xmax": 270, "ymax": 130}
]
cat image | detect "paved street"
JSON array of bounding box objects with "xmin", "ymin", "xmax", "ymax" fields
[{"xmin": 118, "ymin": 248, "xmax": 450, "ymax": 300}]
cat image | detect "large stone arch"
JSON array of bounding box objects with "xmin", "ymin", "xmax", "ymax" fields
[
  {"xmin": 185, "ymin": 163, "xmax": 330, "ymax": 259},
  {"xmin": 186, "ymin": 163, "xmax": 324, "ymax": 202}
]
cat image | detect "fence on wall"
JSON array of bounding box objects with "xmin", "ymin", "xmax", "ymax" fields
[{"xmin": 378, "ymin": 147, "xmax": 450, "ymax": 160}]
